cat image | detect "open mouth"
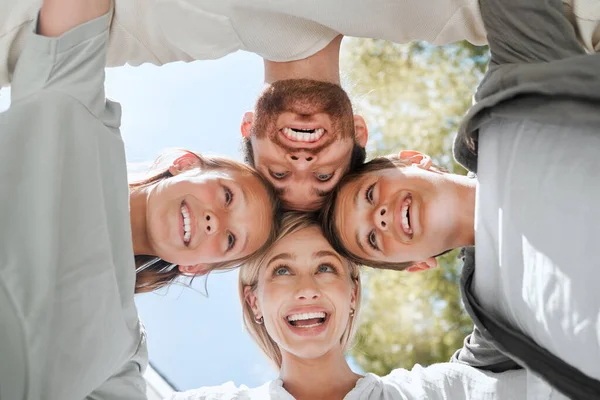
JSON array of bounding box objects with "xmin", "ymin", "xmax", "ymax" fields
[
  {"xmin": 180, "ymin": 201, "xmax": 192, "ymax": 246},
  {"xmin": 400, "ymin": 194, "xmax": 413, "ymax": 238},
  {"xmin": 281, "ymin": 127, "xmax": 326, "ymax": 143},
  {"xmin": 285, "ymin": 311, "xmax": 328, "ymax": 329}
]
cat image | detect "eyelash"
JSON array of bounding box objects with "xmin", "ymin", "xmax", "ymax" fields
[
  {"xmin": 222, "ymin": 185, "xmax": 236, "ymax": 251},
  {"xmin": 364, "ymin": 182, "xmax": 378, "ymax": 251},
  {"xmin": 227, "ymin": 232, "xmax": 236, "ymax": 251},
  {"xmin": 223, "ymin": 185, "xmax": 234, "ymax": 206},
  {"xmin": 272, "ymin": 264, "xmax": 337, "ymax": 276},
  {"xmin": 273, "ymin": 265, "xmax": 290, "ymax": 276},
  {"xmin": 317, "ymin": 263, "xmax": 337, "ymax": 273},
  {"xmin": 368, "ymin": 230, "xmax": 379, "ymax": 251},
  {"xmin": 365, "ymin": 183, "xmax": 375, "ymax": 204}
]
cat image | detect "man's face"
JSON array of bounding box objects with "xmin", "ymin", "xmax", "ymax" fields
[{"xmin": 242, "ymin": 79, "xmax": 367, "ymax": 211}]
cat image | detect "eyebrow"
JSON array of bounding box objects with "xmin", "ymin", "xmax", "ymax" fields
[
  {"xmin": 313, "ymin": 250, "xmax": 343, "ymax": 263},
  {"xmin": 267, "ymin": 252, "xmax": 295, "ymax": 266},
  {"xmin": 274, "ymin": 187, "xmax": 289, "ymax": 197},
  {"xmin": 355, "ymin": 231, "xmax": 368, "ymax": 257},
  {"xmin": 311, "ymin": 188, "xmax": 330, "ymax": 198}
]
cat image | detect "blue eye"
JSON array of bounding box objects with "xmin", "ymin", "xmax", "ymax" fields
[
  {"xmin": 317, "ymin": 264, "xmax": 336, "ymax": 273},
  {"xmin": 315, "ymin": 173, "xmax": 333, "ymax": 182},
  {"xmin": 270, "ymin": 170, "xmax": 289, "ymax": 180},
  {"xmin": 274, "ymin": 266, "xmax": 290, "ymax": 276},
  {"xmin": 227, "ymin": 231, "xmax": 236, "ymax": 251},
  {"xmin": 368, "ymin": 230, "xmax": 379, "ymax": 251},
  {"xmin": 223, "ymin": 185, "xmax": 234, "ymax": 206},
  {"xmin": 365, "ymin": 183, "xmax": 375, "ymax": 203}
]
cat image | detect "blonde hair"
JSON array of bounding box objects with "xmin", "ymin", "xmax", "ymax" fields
[
  {"xmin": 238, "ymin": 212, "xmax": 362, "ymax": 369},
  {"xmin": 131, "ymin": 149, "xmax": 281, "ymax": 293}
]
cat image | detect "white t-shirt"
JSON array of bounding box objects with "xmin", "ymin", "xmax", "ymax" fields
[
  {"xmin": 0, "ymin": 12, "xmax": 147, "ymax": 400},
  {"xmin": 474, "ymin": 116, "xmax": 600, "ymax": 383},
  {"xmin": 1, "ymin": 0, "xmax": 488, "ymax": 86},
  {"xmin": 166, "ymin": 362, "xmax": 570, "ymax": 400}
]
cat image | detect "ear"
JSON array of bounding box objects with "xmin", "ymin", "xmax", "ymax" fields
[
  {"xmin": 405, "ymin": 257, "xmax": 438, "ymax": 273},
  {"xmin": 169, "ymin": 153, "xmax": 201, "ymax": 176},
  {"xmin": 243, "ymin": 286, "xmax": 261, "ymax": 317},
  {"xmin": 353, "ymin": 115, "xmax": 369, "ymax": 147},
  {"xmin": 241, "ymin": 111, "xmax": 254, "ymax": 138},
  {"xmin": 398, "ymin": 150, "xmax": 432, "ymax": 170},
  {"xmin": 349, "ymin": 279, "xmax": 359, "ymax": 311},
  {"xmin": 178, "ymin": 264, "xmax": 209, "ymax": 276}
]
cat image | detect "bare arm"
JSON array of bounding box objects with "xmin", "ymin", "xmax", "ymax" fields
[{"xmin": 39, "ymin": 0, "xmax": 111, "ymax": 37}]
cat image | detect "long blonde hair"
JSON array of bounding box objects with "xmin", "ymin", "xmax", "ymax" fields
[
  {"xmin": 131, "ymin": 149, "xmax": 281, "ymax": 293},
  {"xmin": 238, "ymin": 212, "xmax": 362, "ymax": 369}
]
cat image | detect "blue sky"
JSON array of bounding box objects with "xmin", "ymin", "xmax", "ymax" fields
[{"xmin": 1, "ymin": 48, "xmax": 361, "ymax": 392}]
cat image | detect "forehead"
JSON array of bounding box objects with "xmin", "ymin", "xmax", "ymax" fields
[{"xmin": 267, "ymin": 226, "xmax": 330, "ymax": 256}]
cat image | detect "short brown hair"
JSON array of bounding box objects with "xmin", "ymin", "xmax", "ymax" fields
[{"xmin": 131, "ymin": 149, "xmax": 282, "ymax": 293}]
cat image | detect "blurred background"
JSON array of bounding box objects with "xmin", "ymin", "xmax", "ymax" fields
[{"xmin": 0, "ymin": 37, "xmax": 489, "ymax": 394}]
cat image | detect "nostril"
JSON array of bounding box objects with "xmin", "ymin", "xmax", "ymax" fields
[
  {"xmin": 207, "ymin": 226, "xmax": 211, "ymax": 232},
  {"xmin": 206, "ymin": 215, "xmax": 210, "ymax": 221},
  {"xmin": 382, "ymin": 221, "xmax": 386, "ymax": 228},
  {"xmin": 306, "ymin": 157, "xmax": 313, "ymax": 161},
  {"xmin": 291, "ymin": 156, "xmax": 299, "ymax": 161},
  {"xmin": 380, "ymin": 209, "xmax": 386, "ymax": 216}
]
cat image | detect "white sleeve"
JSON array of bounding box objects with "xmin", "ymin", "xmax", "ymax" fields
[
  {"xmin": 383, "ymin": 363, "xmax": 528, "ymax": 400},
  {"xmin": 1, "ymin": 0, "xmax": 193, "ymax": 88}
]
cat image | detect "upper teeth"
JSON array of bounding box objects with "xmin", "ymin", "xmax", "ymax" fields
[
  {"xmin": 181, "ymin": 204, "xmax": 191, "ymax": 243},
  {"xmin": 287, "ymin": 312, "xmax": 326, "ymax": 321},
  {"xmin": 401, "ymin": 197, "xmax": 413, "ymax": 236},
  {"xmin": 282, "ymin": 127, "xmax": 325, "ymax": 142}
]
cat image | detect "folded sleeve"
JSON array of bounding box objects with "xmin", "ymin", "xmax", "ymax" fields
[
  {"xmin": 451, "ymin": 326, "xmax": 523, "ymax": 372},
  {"xmin": 10, "ymin": 9, "xmax": 113, "ymax": 120}
]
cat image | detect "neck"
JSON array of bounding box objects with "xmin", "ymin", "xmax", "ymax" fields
[
  {"xmin": 263, "ymin": 35, "xmax": 343, "ymax": 84},
  {"xmin": 279, "ymin": 346, "xmax": 360, "ymax": 400},
  {"xmin": 129, "ymin": 187, "xmax": 153, "ymax": 256},
  {"xmin": 451, "ymin": 174, "xmax": 477, "ymax": 247}
]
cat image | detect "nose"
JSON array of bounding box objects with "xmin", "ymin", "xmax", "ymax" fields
[
  {"xmin": 286, "ymin": 151, "xmax": 317, "ymax": 171},
  {"xmin": 294, "ymin": 276, "xmax": 321, "ymax": 301},
  {"xmin": 374, "ymin": 204, "xmax": 389, "ymax": 231},
  {"xmin": 203, "ymin": 211, "xmax": 219, "ymax": 235}
]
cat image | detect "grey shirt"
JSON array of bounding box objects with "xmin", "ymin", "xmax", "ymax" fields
[
  {"xmin": 451, "ymin": 0, "xmax": 600, "ymax": 398},
  {"xmin": 0, "ymin": 11, "xmax": 147, "ymax": 400}
]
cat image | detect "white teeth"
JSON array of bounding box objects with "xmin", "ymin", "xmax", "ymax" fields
[
  {"xmin": 181, "ymin": 204, "xmax": 191, "ymax": 243},
  {"xmin": 287, "ymin": 312, "xmax": 326, "ymax": 321},
  {"xmin": 401, "ymin": 197, "xmax": 413, "ymax": 236},
  {"xmin": 282, "ymin": 127, "xmax": 326, "ymax": 142},
  {"xmin": 296, "ymin": 322, "xmax": 321, "ymax": 328}
]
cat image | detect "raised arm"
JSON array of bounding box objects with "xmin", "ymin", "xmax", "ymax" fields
[{"xmin": 39, "ymin": 0, "xmax": 111, "ymax": 38}]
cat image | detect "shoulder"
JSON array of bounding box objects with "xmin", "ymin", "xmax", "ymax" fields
[{"xmin": 167, "ymin": 380, "xmax": 275, "ymax": 400}]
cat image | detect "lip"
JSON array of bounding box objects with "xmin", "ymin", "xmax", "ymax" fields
[
  {"xmin": 179, "ymin": 200, "xmax": 197, "ymax": 247},
  {"xmin": 278, "ymin": 128, "xmax": 327, "ymax": 149},
  {"xmin": 283, "ymin": 306, "xmax": 330, "ymax": 337},
  {"xmin": 393, "ymin": 191, "xmax": 416, "ymax": 241}
]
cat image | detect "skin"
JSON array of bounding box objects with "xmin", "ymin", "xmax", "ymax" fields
[
  {"xmin": 245, "ymin": 226, "xmax": 361, "ymax": 399},
  {"xmin": 241, "ymin": 36, "xmax": 368, "ymax": 211},
  {"xmin": 335, "ymin": 151, "xmax": 476, "ymax": 270},
  {"xmin": 129, "ymin": 153, "xmax": 272, "ymax": 272}
]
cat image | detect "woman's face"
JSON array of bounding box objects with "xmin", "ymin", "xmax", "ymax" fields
[
  {"xmin": 145, "ymin": 167, "xmax": 273, "ymax": 267},
  {"xmin": 247, "ymin": 226, "xmax": 357, "ymax": 361},
  {"xmin": 334, "ymin": 164, "xmax": 462, "ymax": 265}
]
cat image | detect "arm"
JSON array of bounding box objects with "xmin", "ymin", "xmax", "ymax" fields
[{"xmin": 39, "ymin": 0, "xmax": 110, "ymax": 38}]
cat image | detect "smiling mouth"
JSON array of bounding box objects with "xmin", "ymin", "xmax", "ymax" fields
[
  {"xmin": 281, "ymin": 127, "xmax": 326, "ymax": 143},
  {"xmin": 286, "ymin": 311, "xmax": 328, "ymax": 328},
  {"xmin": 400, "ymin": 194, "xmax": 413, "ymax": 237},
  {"xmin": 181, "ymin": 201, "xmax": 191, "ymax": 246}
]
